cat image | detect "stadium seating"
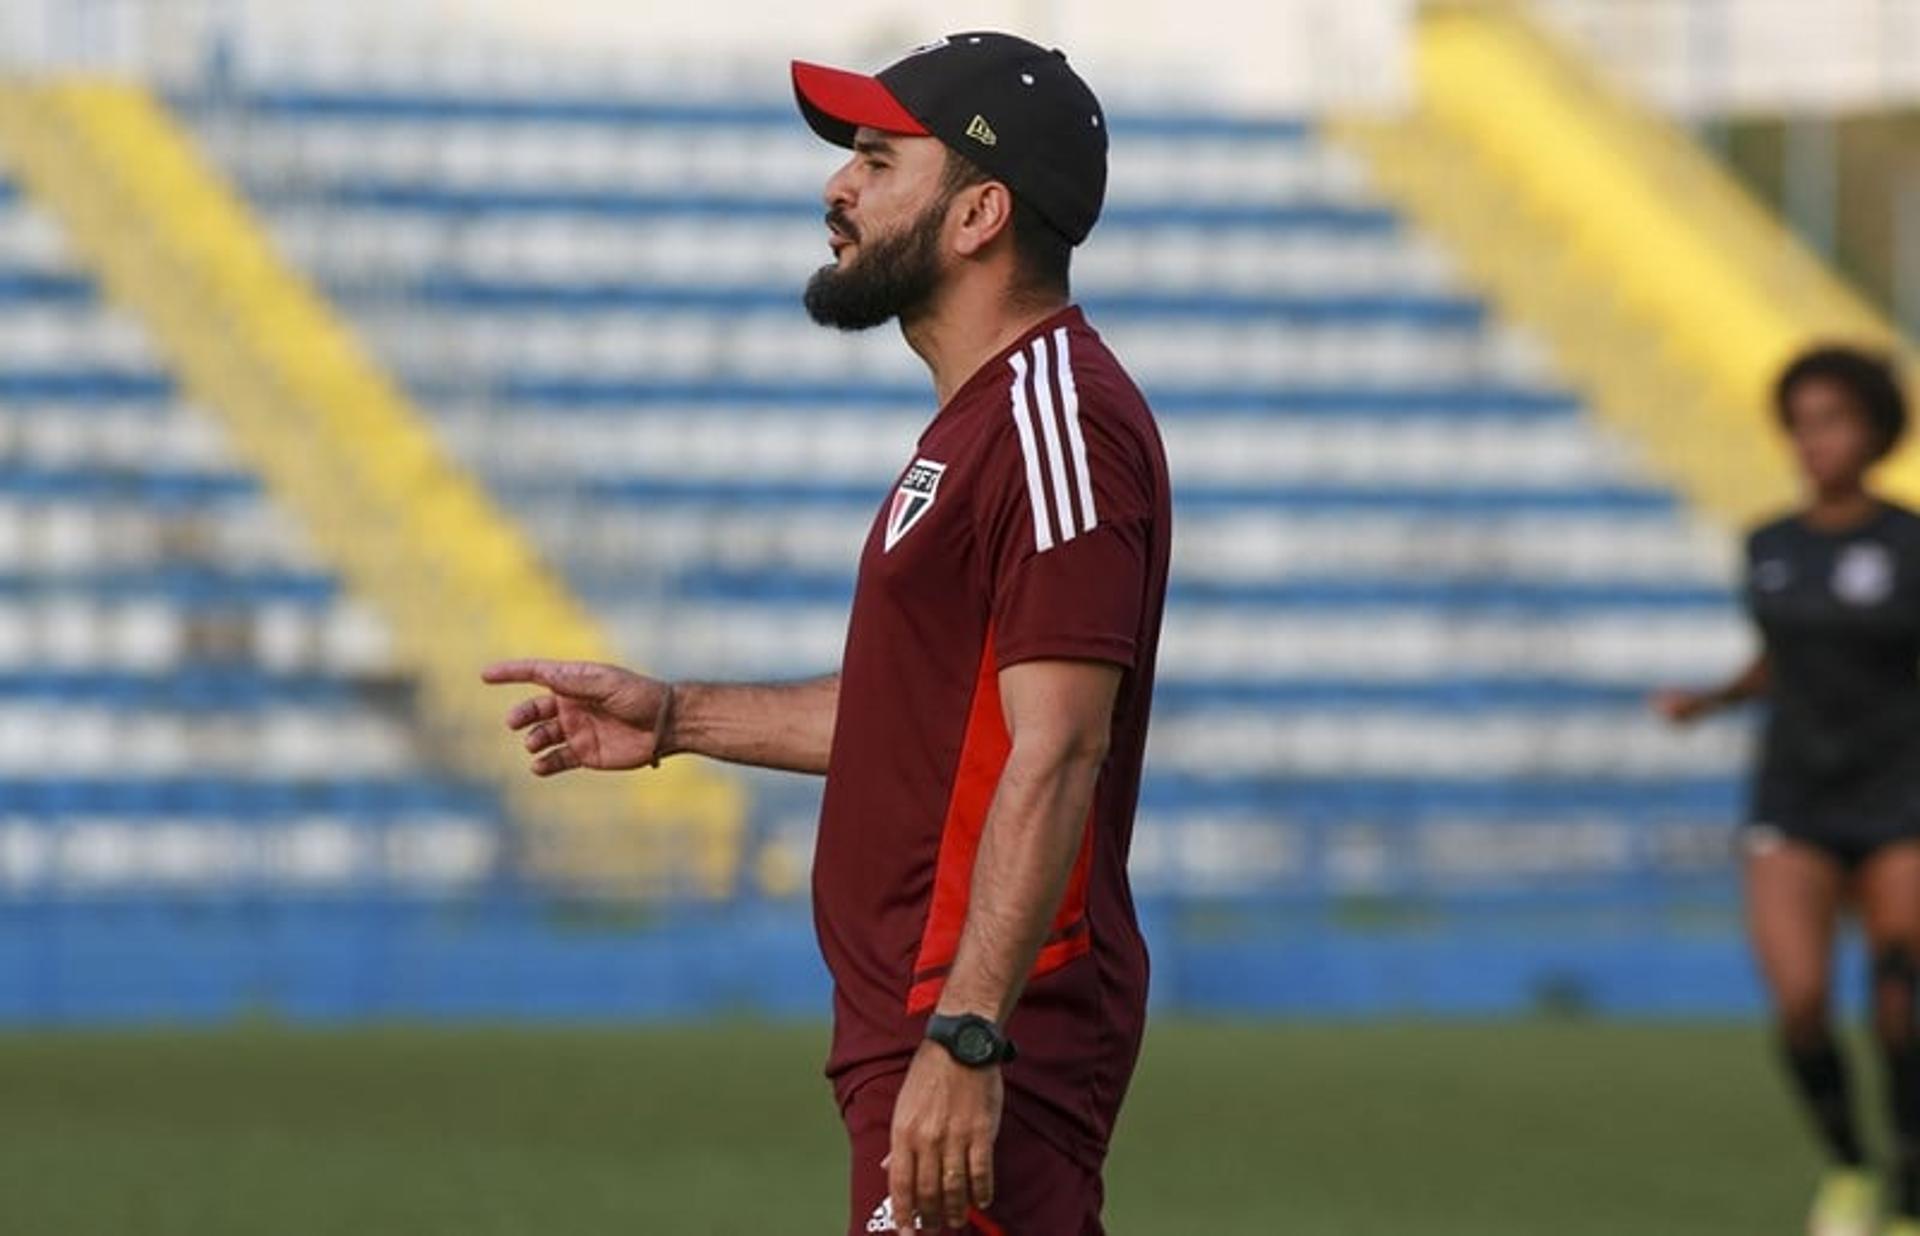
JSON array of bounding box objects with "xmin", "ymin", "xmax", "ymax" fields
[
  {"xmin": 175, "ymin": 67, "xmax": 1755, "ymax": 915},
  {"xmin": 0, "ymin": 54, "xmax": 1771, "ymax": 1016},
  {"xmin": 0, "ymin": 163, "xmax": 505, "ymax": 902}
]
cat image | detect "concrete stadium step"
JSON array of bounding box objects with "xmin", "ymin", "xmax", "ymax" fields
[
  {"xmin": 0, "ymin": 463, "xmax": 1723, "ymax": 605},
  {"xmin": 0, "ymin": 305, "xmax": 157, "ymax": 369},
  {"xmin": 373, "ymin": 278, "xmax": 1487, "ymax": 327},
  {"xmin": 0, "ymin": 491, "xmax": 319, "ymax": 576},
  {"xmin": 257, "ymin": 210, "xmax": 1459, "ymax": 295},
  {"xmin": 0, "ymin": 201, "xmax": 70, "ymax": 269},
  {"xmin": 0, "ymin": 776, "xmax": 503, "ymax": 895},
  {"xmin": 0, "ymin": 593, "xmax": 395, "ymax": 676},
  {"xmin": 180, "ymin": 84, "xmax": 1312, "ymax": 139},
  {"xmin": 1134, "ymin": 771, "xmax": 1741, "ymax": 814},
  {"xmin": 1146, "ymin": 706, "xmax": 1746, "ymax": 780},
  {"xmin": 190, "ymin": 108, "xmax": 1370, "ymax": 206},
  {"xmin": 354, "ymin": 309, "xmax": 1542, "ymax": 390},
  {"xmin": 534, "ymin": 506, "xmax": 1731, "ymax": 586},
  {"xmin": 749, "ymin": 770, "xmax": 1743, "ymax": 899},
  {"xmin": 0, "ymin": 459, "xmax": 1675, "ymax": 514},
  {"xmin": 1148, "ymin": 677, "xmax": 1690, "ymax": 710},
  {"xmin": 0, "ymin": 368, "xmax": 1574, "ymax": 421},
  {"xmin": 1129, "ymin": 814, "xmax": 1736, "ymax": 900},
  {"xmin": 0, "ymin": 700, "xmax": 430, "ymax": 778},
  {"xmin": 473, "ymin": 373, "xmax": 1580, "ymax": 415},
  {"xmin": 0, "ymin": 402, "xmax": 243, "ymax": 472},
  {"xmin": 250, "ymin": 178, "xmax": 1402, "ymax": 232},
  {"xmin": 512, "ymin": 474, "xmax": 1681, "ymax": 515},
  {"xmin": 597, "ymin": 600, "xmax": 1745, "ymax": 683},
  {"xmin": 594, "ymin": 570, "xmax": 1732, "ymax": 612},
  {"xmin": 438, "ymin": 407, "xmax": 1640, "ymax": 489}
]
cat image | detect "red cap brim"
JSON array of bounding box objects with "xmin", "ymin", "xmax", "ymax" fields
[{"xmin": 791, "ymin": 60, "xmax": 930, "ymax": 147}]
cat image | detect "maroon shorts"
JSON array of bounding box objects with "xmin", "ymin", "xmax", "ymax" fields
[{"xmin": 842, "ymin": 1074, "xmax": 1106, "ymax": 1236}]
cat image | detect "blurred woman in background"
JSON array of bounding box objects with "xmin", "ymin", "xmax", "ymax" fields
[{"xmin": 1656, "ymin": 345, "xmax": 1920, "ymax": 1236}]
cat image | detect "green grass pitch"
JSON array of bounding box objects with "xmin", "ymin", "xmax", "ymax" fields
[{"xmin": 0, "ymin": 1021, "xmax": 1843, "ymax": 1233}]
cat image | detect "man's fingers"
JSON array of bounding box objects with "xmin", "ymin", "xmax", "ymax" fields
[
  {"xmin": 941, "ymin": 1144, "xmax": 972, "ymax": 1230},
  {"xmin": 507, "ymin": 694, "xmax": 583, "ymax": 775},
  {"xmin": 480, "ymin": 658, "xmax": 561, "ymax": 687},
  {"xmin": 529, "ymin": 743, "xmax": 579, "ymax": 777},
  {"xmin": 482, "ymin": 659, "xmax": 611, "ymax": 701},
  {"xmin": 967, "ymin": 1137, "xmax": 994, "ymax": 1214},
  {"xmin": 887, "ymin": 1146, "xmax": 918, "ymax": 1233},
  {"xmin": 505, "ymin": 695, "xmax": 557, "ymax": 732},
  {"xmin": 914, "ymin": 1141, "xmax": 942, "ymax": 1232}
]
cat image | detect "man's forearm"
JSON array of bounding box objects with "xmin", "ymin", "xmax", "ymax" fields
[
  {"xmin": 1695, "ymin": 653, "xmax": 1771, "ymax": 715},
  {"xmin": 664, "ymin": 675, "xmax": 840, "ymax": 775},
  {"xmin": 1717, "ymin": 653, "xmax": 1771, "ymax": 706},
  {"xmin": 934, "ymin": 740, "xmax": 1105, "ymax": 1023}
]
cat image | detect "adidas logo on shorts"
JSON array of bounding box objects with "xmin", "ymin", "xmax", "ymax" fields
[{"xmin": 866, "ymin": 1196, "xmax": 924, "ymax": 1232}]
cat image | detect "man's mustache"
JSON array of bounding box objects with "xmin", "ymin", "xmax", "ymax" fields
[{"xmin": 826, "ymin": 209, "xmax": 860, "ymax": 244}]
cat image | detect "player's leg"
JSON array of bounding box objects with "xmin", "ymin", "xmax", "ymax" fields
[
  {"xmin": 845, "ymin": 1078, "xmax": 907, "ymax": 1235},
  {"xmin": 1746, "ymin": 834, "xmax": 1874, "ymax": 1234},
  {"xmin": 842, "ymin": 1075, "xmax": 1106, "ymax": 1234},
  {"xmin": 1856, "ymin": 839, "xmax": 1920, "ymax": 1232}
]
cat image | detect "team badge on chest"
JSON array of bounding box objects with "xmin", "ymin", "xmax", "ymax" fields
[
  {"xmin": 1833, "ymin": 542, "xmax": 1895, "ymax": 606},
  {"xmin": 885, "ymin": 458, "xmax": 948, "ymax": 552}
]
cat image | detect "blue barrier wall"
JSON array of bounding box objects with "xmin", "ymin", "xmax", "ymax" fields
[{"xmin": 0, "ymin": 892, "xmax": 1841, "ymax": 1025}]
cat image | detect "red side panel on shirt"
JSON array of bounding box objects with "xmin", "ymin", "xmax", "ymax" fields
[{"xmin": 906, "ymin": 628, "xmax": 1097, "ymax": 1014}]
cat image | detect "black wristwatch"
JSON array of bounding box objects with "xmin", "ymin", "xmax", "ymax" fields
[{"xmin": 926, "ymin": 1013, "xmax": 1017, "ymax": 1068}]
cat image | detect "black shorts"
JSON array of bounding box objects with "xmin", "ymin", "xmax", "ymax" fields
[
  {"xmin": 1737, "ymin": 820, "xmax": 1920, "ymax": 870},
  {"xmin": 1746, "ymin": 757, "xmax": 1920, "ymax": 870}
]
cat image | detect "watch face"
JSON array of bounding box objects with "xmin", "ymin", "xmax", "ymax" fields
[{"xmin": 955, "ymin": 1023, "xmax": 996, "ymax": 1064}]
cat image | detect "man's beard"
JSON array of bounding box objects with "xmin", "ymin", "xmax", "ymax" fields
[{"xmin": 803, "ymin": 199, "xmax": 946, "ymax": 331}]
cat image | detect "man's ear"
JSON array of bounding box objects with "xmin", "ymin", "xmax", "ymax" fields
[{"xmin": 950, "ymin": 181, "xmax": 1014, "ymax": 258}]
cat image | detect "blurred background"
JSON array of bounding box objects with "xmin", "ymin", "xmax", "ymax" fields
[{"xmin": 0, "ymin": 1, "xmax": 1916, "ymax": 1232}]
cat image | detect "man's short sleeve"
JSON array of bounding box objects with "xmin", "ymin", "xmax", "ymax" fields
[{"xmin": 977, "ymin": 383, "xmax": 1155, "ymax": 672}]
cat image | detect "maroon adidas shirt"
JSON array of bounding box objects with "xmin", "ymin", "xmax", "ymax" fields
[{"xmin": 814, "ymin": 304, "xmax": 1170, "ymax": 1169}]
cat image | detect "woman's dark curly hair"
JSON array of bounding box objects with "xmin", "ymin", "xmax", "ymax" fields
[{"xmin": 1775, "ymin": 344, "xmax": 1909, "ymax": 461}]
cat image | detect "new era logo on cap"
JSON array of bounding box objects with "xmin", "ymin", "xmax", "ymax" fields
[{"xmin": 791, "ymin": 31, "xmax": 1108, "ymax": 245}]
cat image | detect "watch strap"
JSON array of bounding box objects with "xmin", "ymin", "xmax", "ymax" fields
[{"xmin": 926, "ymin": 1012, "xmax": 1017, "ymax": 1067}]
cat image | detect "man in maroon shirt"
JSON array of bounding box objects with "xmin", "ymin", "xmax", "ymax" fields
[{"xmin": 483, "ymin": 32, "xmax": 1170, "ymax": 1235}]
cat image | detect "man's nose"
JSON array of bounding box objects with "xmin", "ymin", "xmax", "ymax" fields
[{"xmin": 823, "ymin": 159, "xmax": 857, "ymax": 211}]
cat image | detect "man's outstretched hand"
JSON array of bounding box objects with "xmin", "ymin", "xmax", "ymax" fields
[{"xmin": 480, "ymin": 659, "xmax": 675, "ymax": 776}]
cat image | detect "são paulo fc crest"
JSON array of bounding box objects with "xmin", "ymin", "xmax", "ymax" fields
[
  {"xmin": 1833, "ymin": 542, "xmax": 1895, "ymax": 606},
  {"xmin": 884, "ymin": 458, "xmax": 947, "ymax": 553}
]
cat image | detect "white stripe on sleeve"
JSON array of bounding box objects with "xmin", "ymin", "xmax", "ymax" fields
[
  {"xmin": 1053, "ymin": 326, "xmax": 1098, "ymax": 533},
  {"xmin": 1008, "ymin": 351, "xmax": 1056, "ymax": 553},
  {"xmin": 1028, "ymin": 335, "xmax": 1080, "ymax": 544}
]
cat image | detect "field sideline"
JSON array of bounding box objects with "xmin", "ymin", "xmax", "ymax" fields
[{"xmin": 0, "ymin": 1021, "xmax": 1841, "ymax": 1234}]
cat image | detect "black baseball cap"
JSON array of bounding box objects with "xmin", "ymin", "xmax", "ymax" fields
[{"xmin": 792, "ymin": 32, "xmax": 1108, "ymax": 246}]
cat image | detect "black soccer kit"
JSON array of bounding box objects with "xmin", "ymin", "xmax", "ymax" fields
[{"xmin": 1744, "ymin": 502, "xmax": 1920, "ymax": 865}]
